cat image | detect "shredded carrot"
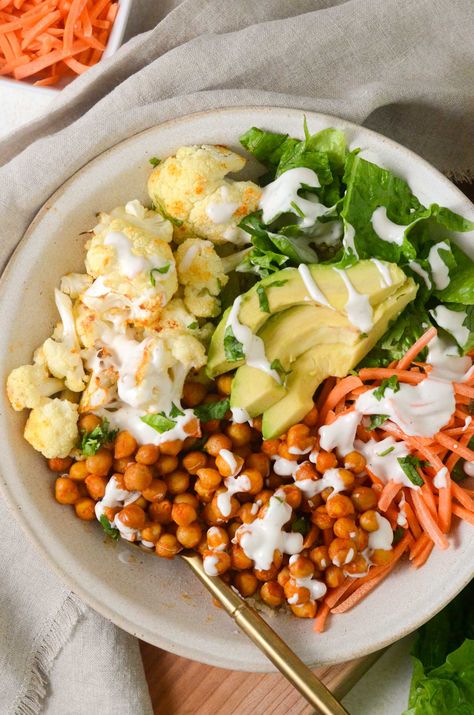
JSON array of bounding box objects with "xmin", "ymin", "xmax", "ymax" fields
[
  {"xmin": 397, "ymin": 327, "xmax": 437, "ymax": 370},
  {"xmin": 358, "ymin": 368, "xmax": 425, "ymax": 384},
  {"xmin": 452, "ymin": 503, "xmax": 474, "ymax": 526},
  {"xmin": 404, "ymin": 500, "xmax": 422, "ymax": 539},
  {"xmin": 451, "ymin": 481, "xmax": 474, "ymax": 512},
  {"xmin": 412, "ymin": 539, "xmax": 434, "ymax": 568},
  {"xmin": 438, "ymin": 476, "xmax": 452, "ymax": 534},
  {"xmin": 435, "ymin": 432, "xmax": 474, "ymax": 462},
  {"xmin": 318, "ymin": 375, "xmax": 362, "ymax": 424},
  {"xmin": 412, "ymin": 490, "xmax": 449, "ymax": 550},
  {"xmin": 409, "ymin": 532, "xmax": 431, "ymax": 560},
  {"xmin": 378, "ymin": 481, "xmax": 402, "ymax": 512},
  {"xmin": 455, "ymin": 383, "xmax": 474, "ymax": 400},
  {"xmin": 313, "ymin": 602, "xmax": 330, "ymax": 633}
]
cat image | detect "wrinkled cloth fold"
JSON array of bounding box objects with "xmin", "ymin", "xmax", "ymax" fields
[{"xmin": 0, "ymin": 1, "xmax": 473, "ymax": 713}]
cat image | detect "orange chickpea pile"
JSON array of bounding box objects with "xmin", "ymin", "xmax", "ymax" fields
[{"xmin": 48, "ymin": 378, "xmax": 396, "ymax": 620}]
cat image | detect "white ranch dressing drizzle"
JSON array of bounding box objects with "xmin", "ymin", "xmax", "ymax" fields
[
  {"xmin": 409, "ymin": 261, "xmax": 432, "ymax": 288},
  {"xmin": 427, "ymin": 241, "xmax": 451, "ymax": 290},
  {"xmin": 293, "ymin": 466, "xmax": 346, "ymax": 500},
  {"xmin": 259, "ymin": 167, "xmax": 327, "ymax": 228},
  {"xmin": 104, "ymin": 231, "xmax": 169, "ymax": 279},
  {"xmin": 226, "ymin": 296, "xmax": 281, "ymax": 383},
  {"xmin": 370, "ymin": 258, "xmax": 393, "ymax": 287},
  {"xmin": 397, "ymin": 492, "xmax": 408, "ymax": 527},
  {"xmin": 272, "ymin": 456, "xmax": 299, "ymax": 476},
  {"xmin": 434, "ymin": 467, "xmax": 448, "ymax": 489},
  {"xmin": 463, "ymin": 416, "xmax": 472, "ymax": 432},
  {"xmin": 217, "ymin": 474, "xmax": 251, "ymax": 517},
  {"xmin": 297, "ymin": 265, "xmax": 333, "ymax": 309},
  {"xmin": 293, "ymin": 575, "xmax": 327, "ymax": 602},
  {"xmin": 230, "ymin": 406, "xmax": 253, "ymax": 425},
  {"xmin": 342, "ymin": 221, "xmax": 358, "ymax": 258},
  {"xmin": 236, "ymin": 494, "xmax": 303, "ymax": 570},
  {"xmin": 464, "ymin": 462, "xmax": 474, "ymax": 478},
  {"xmin": 206, "ymin": 186, "xmax": 240, "ymax": 224},
  {"xmin": 218, "ymin": 449, "xmax": 241, "ymax": 477},
  {"xmin": 179, "ymin": 242, "xmax": 201, "ymax": 271},
  {"xmin": 207, "ymin": 527, "xmax": 227, "ymax": 551},
  {"xmin": 203, "ymin": 554, "xmax": 220, "ymax": 576},
  {"xmin": 334, "ymin": 268, "xmax": 373, "ymax": 333},
  {"xmin": 430, "ymin": 306, "xmax": 469, "ymax": 348},
  {"xmin": 223, "ymin": 226, "xmax": 251, "ymax": 246},
  {"xmin": 333, "ymin": 548, "xmax": 355, "ymax": 567},
  {"xmin": 94, "ymin": 476, "xmax": 147, "ymax": 544},
  {"xmin": 355, "ymin": 437, "xmax": 417, "ymax": 489},
  {"xmin": 370, "ymin": 207, "xmax": 409, "ymax": 246},
  {"xmin": 319, "ymin": 410, "xmax": 361, "ymax": 457},
  {"xmin": 288, "ymin": 444, "xmax": 312, "ymax": 455},
  {"xmin": 368, "ymin": 513, "xmax": 393, "ymax": 551}
]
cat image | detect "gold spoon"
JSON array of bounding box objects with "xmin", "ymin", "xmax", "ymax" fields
[{"xmin": 137, "ymin": 544, "xmax": 349, "ymax": 715}]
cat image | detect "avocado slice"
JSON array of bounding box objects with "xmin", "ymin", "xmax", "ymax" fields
[
  {"xmin": 261, "ymin": 278, "xmax": 417, "ymax": 438},
  {"xmin": 206, "ymin": 261, "xmax": 409, "ymax": 378},
  {"xmin": 230, "ymin": 304, "xmax": 360, "ymax": 416}
]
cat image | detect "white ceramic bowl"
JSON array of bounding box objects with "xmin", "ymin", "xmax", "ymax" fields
[
  {"xmin": 0, "ymin": 107, "xmax": 473, "ymax": 671},
  {"xmin": 0, "ymin": 0, "xmax": 132, "ymax": 97}
]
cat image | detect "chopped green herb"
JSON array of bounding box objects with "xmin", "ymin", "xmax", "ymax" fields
[
  {"xmin": 256, "ymin": 284, "xmax": 270, "ymax": 313},
  {"xmin": 373, "ymin": 376, "xmax": 400, "ymax": 401},
  {"xmin": 266, "ymin": 279, "xmax": 288, "ymax": 288},
  {"xmin": 194, "ymin": 398, "xmax": 230, "ymax": 423},
  {"xmin": 377, "ymin": 446, "xmax": 395, "ymax": 457},
  {"xmin": 392, "ymin": 526, "xmax": 405, "ymax": 545},
  {"xmin": 398, "ymin": 455, "xmax": 425, "ymax": 486},
  {"xmin": 360, "ymin": 332, "xmax": 368, "ymax": 338},
  {"xmin": 140, "ymin": 413, "xmax": 176, "ymax": 433},
  {"xmin": 270, "ymin": 358, "xmax": 291, "ymax": 385},
  {"xmin": 187, "ymin": 321, "xmax": 198, "ymax": 330},
  {"xmin": 80, "ymin": 418, "xmax": 118, "ymax": 456},
  {"xmin": 224, "ymin": 326, "xmax": 245, "ymax": 361},
  {"xmin": 149, "ymin": 156, "xmax": 161, "ymax": 167},
  {"xmin": 290, "ymin": 200, "xmax": 305, "ymax": 218},
  {"xmin": 274, "ymin": 495, "xmax": 284, "ymax": 504},
  {"xmin": 153, "ymin": 201, "xmax": 183, "ymax": 227},
  {"xmin": 169, "ymin": 403, "xmax": 185, "ymax": 418},
  {"xmin": 367, "ymin": 414, "xmax": 389, "ymax": 431},
  {"xmin": 99, "ymin": 515, "xmax": 119, "ymax": 541},
  {"xmin": 291, "ymin": 516, "xmax": 310, "ymax": 535},
  {"xmin": 149, "ymin": 264, "xmax": 170, "ymax": 286}
]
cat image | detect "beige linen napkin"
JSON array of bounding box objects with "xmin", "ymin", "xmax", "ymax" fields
[{"xmin": 0, "ymin": 1, "xmax": 473, "ymax": 713}]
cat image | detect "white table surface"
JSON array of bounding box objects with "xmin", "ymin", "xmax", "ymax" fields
[{"xmin": 0, "ymin": 84, "xmax": 414, "ymax": 715}]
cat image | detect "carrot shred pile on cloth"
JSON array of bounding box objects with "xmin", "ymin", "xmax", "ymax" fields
[
  {"xmin": 0, "ymin": 0, "xmax": 118, "ymax": 85},
  {"xmin": 312, "ymin": 327, "xmax": 474, "ymax": 633}
]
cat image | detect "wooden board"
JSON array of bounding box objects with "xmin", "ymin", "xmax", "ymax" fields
[{"xmin": 140, "ymin": 641, "xmax": 382, "ymax": 714}]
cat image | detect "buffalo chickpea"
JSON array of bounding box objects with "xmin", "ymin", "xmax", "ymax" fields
[
  {"xmin": 103, "ymin": 506, "xmax": 119, "ymax": 522},
  {"xmin": 160, "ymin": 440, "xmax": 183, "ymax": 456},
  {"xmin": 287, "ymin": 423, "xmax": 315, "ymax": 454},
  {"xmin": 124, "ymin": 463, "xmax": 153, "ymax": 491},
  {"xmin": 277, "ymin": 442, "xmax": 294, "ymax": 460},
  {"xmin": 359, "ymin": 509, "xmax": 379, "ymax": 532},
  {"xmin": 215, "ymin": 452, "xmax": 244, "ymax": 478},
  {"xmin": 207, "ymin": 526, "xmax": 230, "ymax": 551},
  {"xmin": 132, "ymin": 495, "xmax": 148, "ymax": 510},
  {"xmin": 371, "ymin": 549, "xmax": 394, "ymax": 566},
  {"xmin": 233, "ymin": 445, "xmax": 252, "ymax": 460},
  {"xmin": 255, "ymin": 564, "xmax": 279, "ymax": 581},
  {"xmin": 117, "ymin": 504, "xmax": 146, "ymax": 530},
  {"xmin": 69, "ymin": 460, "xmax": 89, "ymax": 481},
  {"xmin": 182, "ymin": 381, "xmax": 208, "ymax": 407},
  {"xmin": 277, "ymin": 566, "xmax": 291, "ymax": 588},
  {"xmin": 196, "ymin": 468, "xmax": 222, "ymax": 490},
  {"xmin": 338, "ymin": 469, "xmax": 356, "ymax": 489},
  {"xmin": 303, "ymin": 524, "xmax": 320, "ymax": 550},
  {"xmin": 142, "ymin": 479, "xmax": 167, "ymax": 503},
  {"xmin": 303, "ymin": 405, "xmax": 319, "ymax": 427},
  {"xmin": 261, "ymin": 439, "xmax": 280, "ymax": 457},
  {"xmin": 260, "ymin": 581, "xmax": 285, "ymax": 608},
  {"xmin": 148, "ymin": 500, "xmax": 172, "ymax": 524},
  {"xmin": 344, "ymin": 450, "xmax": 366, "ymax": 474},
  {"xmin": 278, "ymin": 485, "xmax": 302, "ymax": 509},
  {"xmin": 226, "ymin": 422, "xmax": 252, "ymax": 447},
  {"xmin": 155, "ymin": 533, "xmax": 181, "ymax": 559},
  {"xmin": 325, "ymin": 564, "xmax": 345, "ymax": 588},
  {"xmin": 86, "ymin": 448, "xmax": 113, "ymax": 477},
  {"xmin": 251, "ymin": 416, "xmax": 263, "ymax": 432},
  {"xmin": 243, "ymin": 469, "xmax": 264, "ymax": 496},
  {"xmin": 172, "ymin": 502, "xmax": 197, "ymax": 527},
  {"xmin": 182, "ymin": 450, "xmax": 207, "ymax": 475},
  {"xmin": 234, "ymin": 570, "xmax": 258, "ymax": 597},
  {"xmin": 311, "ymin": 505, "xmax": 335, "ymax": 530},
  {"xmin": 328, "ymin": 538, "xmax": 357, "ymax": 567},
  {"xmin": 85, "ymin": 474, "xmax": 107, "ymax": 500},
  {"xmin": 333, "ymin": 516, "xmax": 358, "ymax": 539},
  {"xmin": 216, "ymin": 374, "xmax": 233, "ymax": 395},
  {"xmin": 114, "ymin": 431, "xmax": 137, "ymax": 459},
  {"xmin": 74, "ymin": 497, "xmax": 96, "ymax": 521},
  {"xmin": 203, "ymin": 550, "xmax": 231, "ymax": 575},
  {"xmin": 176, "ymin": 522, "xmax": 202, "ymax": 548},
  {"xmin": 284, "ymin": 578, "xmax": 310, "ymax": 605},
  {"xmin": 245, "ymin": 453, "xmax": 270, "ymax": 477},
  {"xmin": 212, "ymin": 492, "xmax": 239, "ymax": 521},
  {"xmin": 267, "ymin": 473, "xmax": 284, "ymax": 491},
  {"xmin": 352, "ymin": 486, "xmax": 378, "ymax": 512},
  {"xmin": 55, "ymin": 477, "xmax": 80, "ymax": 505},
  {"xmin": 354, "ymin": 526, "xmax": 369, "ymax": 551},
  {"xmin": 326, "ymin": 494, "xmax": 355, "ymax": 519},
  {"xmin": 289, "ymin": 555, "xmax": 314, "ymax": 579},
  {"xmin": 309, "ymin": 545, "xmax": 330, "ymax": 571},
  {"xmin": 316, "ymin": 451, "xmax": 338, "ymax": 473},
  {"xmin": 294, "ymin": 461, "xmax": 317, "ymax": 481},
  {"xmin": 155, "ymin": 455, "xmax": 179, "ymax": 476},
  {"xmin": 135, "ymin": 444, "xmax": 160, "ymax": 465},
  {"xmin": 141, "ymin": 522, "xmax": 163, "ymax": 543},
  {"xmin": 165, "ymin": 470, "xmax": 190, "ymax": 495},
  {"xmin": 174, "ymin": 492, "xmax": 199, "ymax": 509},
  {"xmin": 205, "ymin": 433, "xmax": 232, "ymax": 457},
  {"xmin": 194, "ymin": 480, "xmax": 216, "ymax": 503},
  {"xmin": 345, "ymin": 554, "xmax": 370, "ymax": 575},
  {"xmin": 78, "ymin": 413, "xmax": 101, "ymax": 433},
  {"xmin": 290, "ymin": 601, "xmax": 317, "ymax": 618},
  {"xmin": 238, "ymin": 502, "xmax": 258, "ymax": 524},
  {"xmin": 113, "ymin": 457, "xmax": 133, "ymax": 473},
  {"xmin": 231, "ymin": 544, "xmax": 253, "ymax": 571},
  {"xmin": 48, "ymin": 456, "xmax": 73, "ymax": 472},
  {"xmin": 254, "ymin": 490, "xmax": 274, "ymax": 507},
  {"xmin": 227, "ymin": 521, "xmax": 241, "ymax": 541}
]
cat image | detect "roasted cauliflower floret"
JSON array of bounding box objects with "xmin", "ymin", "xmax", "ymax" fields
[
  {"xmin": 169, "ymin": 334, "xmax": 206, "ymax": 370},
  {"xmin": 147, "ymin": 145, "xmax": 259, "ymax": 243},
  {"xmin": 182, "ymin": 286, "xmax": 221, "ymax": 318},
  {"xmin": 93, "ymin": 200, "xmax": 173, "ymax": 245},
  {"xmin": 42, "ymin": 290, "xmax": 87, "ymax": 392},
  {"xmin": 7, "ymin": 363, "xmax": 63, "ymax": 411},
  {"xmin": 176, "ymin": 238, "xmax": 228, "ymax": 318},
  {"xmin": 60, "ymin": 273, "xmax": 93, "ymax": 299},
  {"xmin": 24, "ymin": 398, "xmax": 79, "ymax": 458},
  {"xmin": 188, "ymin": 181, "xmax": 260, "ymax": 244}
]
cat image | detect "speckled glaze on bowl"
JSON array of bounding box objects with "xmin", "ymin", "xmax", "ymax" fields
[{"xmin": 0, "ymin": 108, "xmax": 473, "ymax": 672}]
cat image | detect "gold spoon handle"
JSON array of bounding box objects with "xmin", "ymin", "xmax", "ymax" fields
[{"xmin": 181, "ymin": 552, "xmax": 350, "ymax": 715}]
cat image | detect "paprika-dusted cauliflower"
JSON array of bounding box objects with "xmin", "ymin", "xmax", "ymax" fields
[
  {"xmin": 42, "ymin": 289, "xmax": 87, "ymax": 392},
  {"xmin": 7, "ymin": 362, "xmax": 63, "ymax": 411},
  {"xmin": 105, "ymin": 199, "xmax": 174, "ymax": 241},
  {"xmin": 60, "ymin": 273, "xmax": 93, "ymax": 299},
  {"xmin": 157, "ymin": 298, "xmax": 214, "ymax": 345},
  {"xmin": 147, "ymin": 145, "xmax": 261, "ymax": 243},
  {"xmin": 24, "ymin": 398, "xmax": 79, "ymax": 459},
  {"xmin": 176, "ymin": 238, "xmax": 228, "ymax": 318}
]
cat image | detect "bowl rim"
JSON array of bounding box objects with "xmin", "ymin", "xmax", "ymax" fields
[{"xmin": 0, "ymin": 105, "xmax": 473, "ymax": 670}]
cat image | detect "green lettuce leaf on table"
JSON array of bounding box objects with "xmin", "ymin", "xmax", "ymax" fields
[{"xmin": 402, "ymin": 581, "xmax": 474, "ymax": 715}]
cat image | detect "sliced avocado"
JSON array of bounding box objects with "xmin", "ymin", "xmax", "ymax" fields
[
  {"xmin": 206, "ymin": 260, "xmax": 408, "ymax": 377},
  {"xmin": 230, "ymin": 304, "xmax": 359, "ymax": 417},
  {"xmin": 261, "ymin": 278, "xmax": 417, "ymax": 438}
]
